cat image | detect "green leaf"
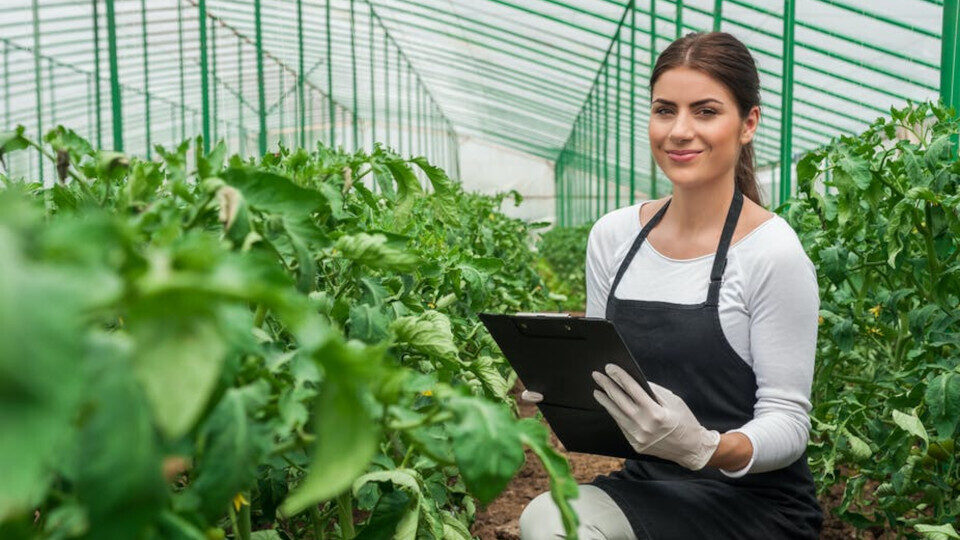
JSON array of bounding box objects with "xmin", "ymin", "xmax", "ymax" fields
[
  {"xmin": 250, "ymin": 531, "xmax": 284, "ymax": 540},
  {"xmin": 189, "ymin": 388, "xmax": 272, "ymax": 520},
  {"xmin": 77, "ymin": 358, "xmax": 165, "ymax": 539},
  {"xmin": 280, "ymin": 342, "xmax": 382, "ymax": 516},
  {"xmin": 833, "ymin": 149, "xmax": 872, "ymax": 190},
  {"xmin": 516, "ymin": 418, "xmax": 580, "ymax": 538},
  {"xmin": 892, "ymin": 409, "xmax": 929, "ymax": 446},
  {"xmin": 222, "ymin": 166, "xmax": 327, "ymax": 217},
  {"xmin": 353, "ymin": 490, "xmax": 413, "ymax": 540},
  {"xmin": 841, "ymin": 428, "xmax": 872, "ymax": 461},
  {"xmin": 915, "ymin": 523, "xmax": 960, "ymax": 540},
  {"xmin": 129, "ymin": 310, "xmax": 228, "ymax": 439},
  {"xmin": 390, "ymin": 310, "xmax": 458, "ymax": 361},
  {"xmin": 410, "ymin": 156, "xmax": 458, "ymax": 224},
  {"xmin": 925, "ymin": 372, "xmax": 960, "ymax": 437},
  {"xmin": 470, "ymin": 356, "xmax": 510, "ymax": 400},
  {"xmin": 383, "ymin": 159, "xmax": 423, "ymax": 217},
  {"xmin": 335, "ymin": 233, "xmax": 418, "ymax": 272},
  {"xmin": 349, "ymin": 304, "xmax": 391, "ymax": 344},
  {"xmin": 445, "ymin": 396, "xmax": 525, "ymax": 505}
]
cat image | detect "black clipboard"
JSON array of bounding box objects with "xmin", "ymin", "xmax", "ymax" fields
[{"xmin": 478, "ymin": 312, "xmax": 658, "ymax": 459}]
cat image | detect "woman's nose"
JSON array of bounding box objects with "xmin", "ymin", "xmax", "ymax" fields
[{"xmin": 668, "ymin": 111, "xmax": 696, "ymax": 141}]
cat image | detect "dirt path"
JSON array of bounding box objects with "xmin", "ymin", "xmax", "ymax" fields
[{"xmin": 469, "ymin": 383, "xmax": 886, "ymax": 539}]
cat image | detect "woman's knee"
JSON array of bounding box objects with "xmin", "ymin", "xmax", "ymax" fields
[
  {"xmin": 519, "ymin": 485, "xmax": 635, "ymax": 540},
  {"xmin": 519, "ymin": 491, "xmax": 565, "ymax": 540}
]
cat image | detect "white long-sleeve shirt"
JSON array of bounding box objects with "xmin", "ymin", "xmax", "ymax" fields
[{"xmin": 585, "ymin": 200, "xmax": 819, "ymax": 477}]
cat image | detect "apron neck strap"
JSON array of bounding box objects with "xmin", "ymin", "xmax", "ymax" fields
[
  {"xmin": 607, "ymin": 198, "xmax": 672, "ymax": 303},
  {"xmin": 706, "ymin": 185, "xmax": 744, "ymax": 306}
]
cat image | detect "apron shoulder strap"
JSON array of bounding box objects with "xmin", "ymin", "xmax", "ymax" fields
[
  {"xmin": 706, "ymin": 186, "xmax": 744, "ymax": 306},
  {"xmin": 607, "ymin": 199, "xmax": 671, "ymax": 304}
]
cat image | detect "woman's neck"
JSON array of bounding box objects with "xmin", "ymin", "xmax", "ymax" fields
[{"xmin": 663, "ymin": 177, "xmax": 736, "ymax": 237}]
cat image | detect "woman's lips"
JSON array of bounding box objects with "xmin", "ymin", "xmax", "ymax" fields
[{"xmin": 667, "ymin": 150, "xmax": 702, "ymax": 163}]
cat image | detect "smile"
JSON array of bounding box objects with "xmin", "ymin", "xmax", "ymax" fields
[{"xmin": 666, "ymin": 150, "xmax": 702, "ymax": 162}]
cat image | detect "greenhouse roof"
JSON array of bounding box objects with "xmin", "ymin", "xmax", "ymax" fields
[{"xmin": 1, "ymin": 0, "xmax": 956, "ymax": 196}]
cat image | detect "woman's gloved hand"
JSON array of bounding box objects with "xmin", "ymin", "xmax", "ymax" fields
[
  {"xmin": 592, "ymin": 363, "xmax": 720, "ymax": 471},
  {"xmin": 520, "ymin": 390, "xmax": 543, "ymax": 403}
]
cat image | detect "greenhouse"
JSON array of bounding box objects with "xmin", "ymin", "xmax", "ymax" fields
[{"xmin": 1, "ymin": 0, "xmax": 959, "ymax": 538}]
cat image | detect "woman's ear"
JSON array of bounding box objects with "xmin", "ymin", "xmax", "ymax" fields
[{"xmin": 740, "ymin": 105, "xmax": 760, "ymax": 145}]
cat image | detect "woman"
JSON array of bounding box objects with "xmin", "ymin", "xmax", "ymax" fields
[{"xmin": 518, "ymin": 32, "xmax": 823, "ymax": 539}]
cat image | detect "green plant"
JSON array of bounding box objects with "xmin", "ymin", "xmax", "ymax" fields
[
  {"xmin": 0, "ymin": 129, "xmax": 581, "ymax": 539},
  {"xmin": 784, "ymin": 98, "xmax": 960, "ymax": 537},
  {"xmin": 536, "ymin": 225, "xmax": 591, "ymax": 312}
]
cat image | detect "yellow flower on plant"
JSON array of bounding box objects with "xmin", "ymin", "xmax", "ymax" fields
[
  {"xmin": 428, "ymin": 302, "xmax": 436, "ymax": 309},
  {"xmin": 818, "ymin": 316, "xmax": 824, "ymax": 325},
  {"xmin": 232, "ymin": 493, "xmax": 250, "ymax": 512},
  {"xmin": 421, "ymin": 390, "xmax": 433, "ymax": 397},
  {"xmin": 868, "ymin": 305, "xmax": 881, "ymax": 317},
  {"xmin": 867, "ymin": 326, "xmax": 883, "ymax": 337}
]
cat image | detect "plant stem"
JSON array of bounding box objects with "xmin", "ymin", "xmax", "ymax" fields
[
  {"xmin": 310, "ymin": 505, "xmax": 325, "ymax": 540},
  {"xmin": 238, "ymin": 494, "xmax": 252, "ymax": 540},
  {"xmin": 253, "ymin": 304, "xmax": 267, "ymax": 328},
  {"xmin": 336, "ymin": 492, "xmax": 355, "ymax": 539}
]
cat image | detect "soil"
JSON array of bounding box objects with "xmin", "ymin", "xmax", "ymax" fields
[{"xmin": 469, "ymin": 382, "xmax": 890, "ymax": 540}]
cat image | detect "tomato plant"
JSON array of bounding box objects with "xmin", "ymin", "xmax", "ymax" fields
[
  {"xmin": 785, "ymin": 98, "xmax": 960, "ymax": 537},
  {"xmin": 0, "ymin": 130, "xmax": 581, "ymax": 539}
]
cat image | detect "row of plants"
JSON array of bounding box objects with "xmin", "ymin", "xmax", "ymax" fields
[
  {"xmin": 786, "ymin": 99, "xmax": 960, "ymax": 538},
  {"xmin": 0, "ymin": 128, "xmax": 582, "ymax": 538},
  {"xmin": 535, "ymin": 224, "xmax": 591, "ymax": 313}
]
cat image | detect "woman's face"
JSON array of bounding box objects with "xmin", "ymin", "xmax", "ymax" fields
[{"xmin": 648, "ymin": 66, "xmax": 759, "ymax": 190}]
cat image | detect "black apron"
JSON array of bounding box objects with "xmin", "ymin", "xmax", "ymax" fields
[{"xmin": 589, "ymin": 185, "xmax": 823, "ymax": 539}]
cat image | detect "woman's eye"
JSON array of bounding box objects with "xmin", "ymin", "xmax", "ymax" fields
[
  {"xmin": 699, "ymin": 109, "xmax": 717, "ymax": 116},
  {"xmin": 655, "ymin": 108, "xmax": 672, "ymax": 115}
]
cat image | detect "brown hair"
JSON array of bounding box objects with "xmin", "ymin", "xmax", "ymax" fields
[{"xmin": 650, "ymin": 31, "xmax": 763, "ymax": 205}]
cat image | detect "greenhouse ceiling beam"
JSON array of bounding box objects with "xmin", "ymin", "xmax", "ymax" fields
[
  {"xmin": 681, "ymin": 2, "xmax": 939, "ymax": 96},
  {"xmin": 727, "ymin": 0, "xmax": 940, "ymax": 79},
  {"xmin": 371, "ymin": 0, "xmax": 604, "ymax": 67},
  {"xmin": 559, "ymin": 1, "xmax": 634, "ymax": 155},
  {"xmin": 813, "ymin": 0, "xmax": 941, "ymax": 39}
]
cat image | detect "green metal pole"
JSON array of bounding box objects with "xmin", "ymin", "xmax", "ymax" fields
[
  {"xmin": 255, "ymin": 0, "xmax": 267, "ymax": 155},
  {"xmin": 713, "ymin": 0, "xmax": 723, "ymax": 32},
  {"xmin": 941, "ymin": 0, "xmax": 959, "ymax": 156},
  {"xmin": 350, "ymin": 0, "xmax": 359, "ymax": 149},
  {"xmin": 325, "ymin": 0, "xmax": 335, "ymax": 146},
  {"xmin": 649, "ymin": 0, "xmax": 657, "ymax": 198},
  {"xmin": 105, "ymin": 0, "xmax": 123, "ymax": 151},
  {"xmin": 594, "ymin": 94, "xmax": 600, "ymax": 218},
  {"xmin": 279, "ymin": 66, "xmax": 285, "ymax": 148},
  {"xmin": 677, "ymin": 0, "xmax": 684, "ymax": 38},
  {"xmin": 397, "ymin": 49, "xmax": 402, "ymax": 154},
  {"xmin": 86, "ymin": 75, "xmax": 93, "ymax": 138},
  {"xmin": 92, "ymin": 0, "xmax": 103, "ymax": 147},
  {"xmin": 238, "ymin": 38, "xmax": 244, "ymax": 155},
  {"xmin": 140, "ymin": 0, "xmax": 151, "ymax": 158},
  {"xmin": 384, "ymin": 32, "xmax": 390, "ymax": 148},
  {"xmin": 369, "ymin": 8, "xmax": 376, "ymax": 148},
  {"xmin": 177, "ymin": 0, "xmax": 185, "ymax": 141},
  {"xmin": 603, "ymin": 63, "xmax": 609, "ymax": 214},
  {"xmin": 615, "ymin": 36, "xmax": 621, "ymax": 207},
  {"xmin": 297, "ymin": 0, "xmax": 305, "ymax": 147},
  {"xmin": 198, "ymin": 0, "xmax": 210, "ymax": 153},
  {"xmin": 779, "ymin": 0, "xmax": 796, "ymax": 204},
  {"xmin": 211, "ymin": 19, "xmax": 218, "ymax": 145},
  {"xmin": 406, "ymin": 63, "xmax": 413, "ymax": 156},
  {"xmin": 630, "ymin": 1, "xmax": 637, "ymax": 204},
  {"xmin": 48, "ymin": 60, "xmax": 55, "ymax": 128},
  {"xmin": 32, "ymin": 0, "xmax": 44, "ymax": 180}
]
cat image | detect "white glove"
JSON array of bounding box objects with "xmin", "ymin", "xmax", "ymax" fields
[
  {"xmin": 592, "ymin": 363, "xmax": 721, "ymax": 471},
  {"xmin": 520, "ymin": 390, "xmax": 543, "ymax": 403}
]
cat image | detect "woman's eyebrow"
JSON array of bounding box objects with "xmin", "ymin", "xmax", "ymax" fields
[{"xmin": 651, "ymin": 98, "xmax": 722, "ymax": 106}]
